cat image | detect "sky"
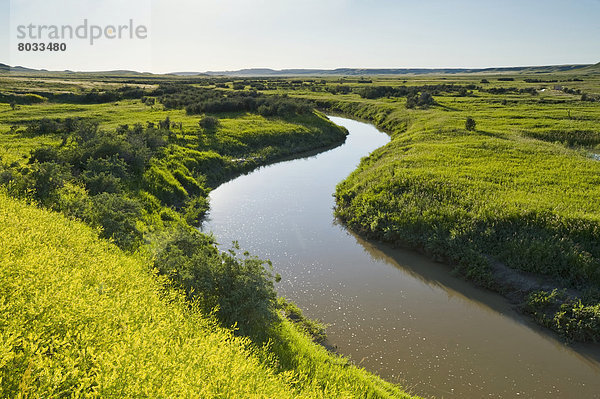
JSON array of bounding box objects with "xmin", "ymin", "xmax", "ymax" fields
[{"xmin": 1, "ymin": 0, "xmax": 599, "ymax": 73}]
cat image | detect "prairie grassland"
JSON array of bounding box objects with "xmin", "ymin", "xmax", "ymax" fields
[
  {"xmin": 0, "ymin": 75, "xmax": 417, "ymax": 398},
  {"xmin": 0, "ymin": 191, "xmax": 415, "ymax": 398},
  {"xmin": 280, "ymin": 72, "xmax": 600, "ymax": 341}
]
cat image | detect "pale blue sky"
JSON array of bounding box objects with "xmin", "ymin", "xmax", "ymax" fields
[{"xmin": 1, "ymin": 0, "xmax": 599, "ymax": 73}]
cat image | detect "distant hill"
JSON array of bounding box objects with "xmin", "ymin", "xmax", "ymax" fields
[
  {"xmin": 576, "ymin": 62, "xmax": 600, "ymax": 74},
  {"xmin": 168, "ymin": 71, "xmax": 209, "ymax": 76},
  {"xmin": 0, "ymin": 62, "xmax": 597, "ymax": 77},
  {"xmin": 0, "ymin": 63, "xmax": 148, "ymax": 75},
  {"xmin": 0, "ymin": 63, "xmax": 38, "ymax": 72},
  {"xmin": 202, "ymin": 64, "xmax": 592, "ymax": 77}
]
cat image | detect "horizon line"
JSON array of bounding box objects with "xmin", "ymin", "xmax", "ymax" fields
[{"xmin": 1, "ymin": 61, "xmax": 597, "ymax": 75}]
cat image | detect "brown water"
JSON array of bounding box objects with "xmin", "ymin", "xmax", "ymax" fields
[{"xmin": 201, "ymin": 116, "xmax": 600, "ymax": 399}]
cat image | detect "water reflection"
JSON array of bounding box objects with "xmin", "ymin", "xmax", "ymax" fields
[{"xmin": 348, "ymin": 228, "xmax": 600, "ymax": 366}]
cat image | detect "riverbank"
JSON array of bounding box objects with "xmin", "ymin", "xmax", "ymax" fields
[
  {"xmin": 201, "ymin": 115, "xmax": 600, "ymax": 398},
  {"xmin": 0, "ymin": 191, "xmax": 417, "ymax": 398},
  {"xmin": 310, "ymin": 91, "xmax": 600, "ymax": 342},
  {"xmin": 0, "ymin": 76, "xmax": 417, "ymax": 398}
]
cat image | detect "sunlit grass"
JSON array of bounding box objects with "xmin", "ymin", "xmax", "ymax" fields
[{"xmin": 0, "ymin": 192, "xmax": 417, "ymax": 398}]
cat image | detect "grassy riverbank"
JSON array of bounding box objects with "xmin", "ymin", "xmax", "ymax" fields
[
  {"xmin": 0, "ymin": 191, "xmax": 415, "ymax": 398},
  {"xmin": 280, "ymin": 71, "xmax": 600, "ymax": 341},
  {"xmin": 0, "ymin": 75, "xmax": 418, "ymax": 398}
]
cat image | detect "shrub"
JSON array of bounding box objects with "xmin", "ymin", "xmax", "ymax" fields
[
  {"xmin": 199, "ymin": 116, "xmax": 219, "ymax": 131},
  {"xmin": 27, "ymin": 162, "xmax": 73, "ymax": 202},
  {"xmin": 82, "ymin": 171, "xmax": 122, "ymax": 194},
  {"xmin": 465, "ymin": 117, "xmax": 477, "ymax": 131},
  {"xmin": 154, "ymin": 231, "xmax": 279, "ymax": 336},
  {"xmin": 87, "ymin": 193, "xmax": 143, "ymax": 249}
]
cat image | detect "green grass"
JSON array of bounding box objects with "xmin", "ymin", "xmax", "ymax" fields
[
  {"xmin": 0, "ymin": 76, "xmax": 417, "ymax": 397},
  {"xmin": 277, "ymin": 74, "xmax": 600, "ymax": 340},
  {"xmin": 3, "ymin": 69, "xmax": 600, "ymax": 398},
  {"xmin": 0, "ymin": 191, "xmax": 416, "ymax": 398}
]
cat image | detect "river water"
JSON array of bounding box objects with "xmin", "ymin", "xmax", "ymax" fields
[{"xmin": 201, "ymin": 116, "xmax": 600, "ymax": 398}]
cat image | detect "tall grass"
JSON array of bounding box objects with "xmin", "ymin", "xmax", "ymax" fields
[
  {"xmin": 0, "ymin": 192, "xmax": 416, "ymax": 398},
  {"xmin": 291, "ymin": 78, "xmax": 600, "ymax": 340}
]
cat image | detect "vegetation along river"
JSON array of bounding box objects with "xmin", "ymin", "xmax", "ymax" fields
[{"xmin": 202, "ymin": 116, "xmax": 600, "ymax": 398}]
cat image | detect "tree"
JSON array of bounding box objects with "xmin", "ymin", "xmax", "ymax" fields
[
  {"xmin": 199, "ymin": 116, "xmax": 219, "ymax": 131},
  {"xmin": 465, "ymin": 117, "xmax": 477, "ymax": 131},
  {"xmin": 158, "ymin": 116, "xmax": 171, "ymax": 130},
  {"xmin": 9, "ymin": 102, "xmax": 16, "ymax": 110},
  {"xmin": 418, "ymin": 92, "xmax": 435, "ymax": 107}
]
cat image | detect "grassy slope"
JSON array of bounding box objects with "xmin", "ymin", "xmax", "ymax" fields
[
  {"xmin": 0, "ymin": 192, "xmax": 415, "ymax": 398},
  {"xmin": 0, "ymin": 99, "xmax": 343, "ymax": 162},
  {"xmin": 0, "ymin": 77, "xmax": 417, "ymax": 398},
  {"xmin": 286, "ymin": 75, "xmax": 600, "ymax": 340},
  {"xmin": 0, "ymin": 93, "xmax": 347, "ymax": 240}
]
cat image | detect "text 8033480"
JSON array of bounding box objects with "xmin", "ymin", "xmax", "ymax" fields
[{"xmin": 17, "ymin": 43, "xmax": 67, "ymax": 52}]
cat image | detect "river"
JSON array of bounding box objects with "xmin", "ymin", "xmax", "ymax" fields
[{"xmin": 201, "ymin": 116, "xmax": 600, "ymax": 398}]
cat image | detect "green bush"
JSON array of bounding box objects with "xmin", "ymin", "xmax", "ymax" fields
[
  {"xmin": 199, "ymin": 116, "xmax": 219, "ymax": 131},
  {"xmin": 25, "ymin": 161, "xmax": 73, "ymax": 203},
  {"xmin": 154, "ymin": 230, "xmax": 279, "ymax": 337},
  {"xmin": 88, "ymin": 193, "xmax": 144, "ymax": 249},
  {"xmin": 465, "ymin": 117, "xmax": 476, "ymax": 131}
]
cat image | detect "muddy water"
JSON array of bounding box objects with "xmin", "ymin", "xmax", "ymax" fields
[{"xmin": 201, "ymin": 117, "xmax": 600, "ymax": 398}]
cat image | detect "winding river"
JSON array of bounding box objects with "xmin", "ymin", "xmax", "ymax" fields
[{"xmin": 202, "ymin": 116, "xmax": 600, "ymax": 398}]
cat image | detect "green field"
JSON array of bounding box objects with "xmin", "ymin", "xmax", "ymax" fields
[
  {"xmin": 2, "ymin": 66, "xmax": 600, "ymax": 396},
  {"xmin": 0, "ymin": 73, "xmax": 420, "ymax": 398},
  {"xmin": 280, "ymin": 69, "xmax": 600, "ymax": 341}
]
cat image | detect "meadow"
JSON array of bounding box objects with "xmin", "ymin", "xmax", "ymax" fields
[
  {"xmin": 276, "ymin": 67, "xmax": 600, "ymax": 341},
  {"xmin": 2, "ymin": 65, "xmax": 600, "ymax": 396},
  {"xmin": 0, "ymin": 73, "xmax": 422, "ymax": 397}
]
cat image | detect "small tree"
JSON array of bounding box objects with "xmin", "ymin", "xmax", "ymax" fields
[
  {"xmin": 158, "ymin": 116, "xmax": 171, "ymax": 130},
  {"xmin": 9, "ymin": 102, "xmax": 16, "ymax": 110},
  {"xmin": 418, "ymin": 91, "xmax": 435, "ymax": 107},
  {"xmin": 465, "ymin": 117, "xmax": 476, "ymax": 131},
  {"xmin": 199, "ymin": 116, "xmax": 219, "ymax": 131}
]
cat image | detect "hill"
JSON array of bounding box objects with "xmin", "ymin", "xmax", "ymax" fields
[
  {"xmin": 576, "ymin": 62, "xmax": 600, "ymax": 74},
  {"xmin": 202, "ymin": 65, "xmax": 592, "ymax": 77},
  {"xmin": 0, "ymin": 191, "xmax": 415, "ymax": 398},
  {"xmin": 0, "ymin": 63, "xmax": 38, "ymax": 72},
  {"xmin": 1, "ymin": 62, "xmax": 595, "ymax": 77}
]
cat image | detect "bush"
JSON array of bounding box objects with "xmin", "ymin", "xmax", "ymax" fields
[
  {"xmin": 154, "ymin": 230, "xmax": 279, "ymax": 336},
  {"xmin": 88, "ymin": 193, "xmax": 143, "ymax": 249},
  {"xmin": 53, "ymin": 182, "xmax": 92, "ymax": 221},
  {"xmin": 199, "ymin": 116, "xmax": 219, "ymax": 131},
  {"xmin": 182, "ymin": 196, "xmax": 209, "ymax": 225},
  {"xmin": 82, "ymin": 171, "xmax": 122, "ymax": 194},
  {"xmin": 465, "ymin": 117, "xmax": 477, "ymax": 131},
  {"xmin": 26, "ymin": 162, "xmax": 73, "ymax": 202},
  {"xmin": 406, "ymin": 92, "xmax": 435, "ymax": 109}
]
